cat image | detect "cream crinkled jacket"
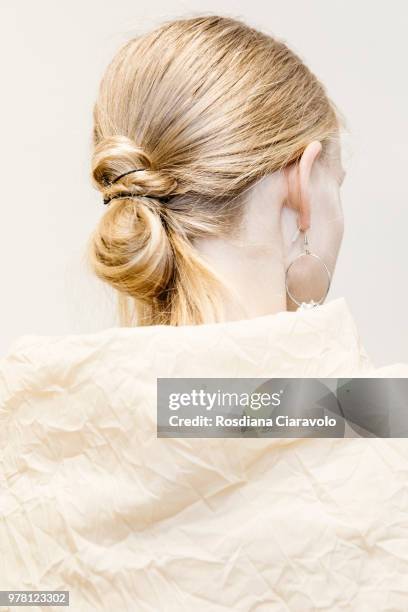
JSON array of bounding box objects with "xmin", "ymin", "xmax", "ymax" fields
[{"xmin": 1, "ymin": 298, "xmax": 408, "ymax": 612}]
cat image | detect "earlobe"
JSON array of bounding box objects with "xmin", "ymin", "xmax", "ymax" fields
[{"xmin": 283, "ymin": 163, "xmax": 301, "ymax": 214}]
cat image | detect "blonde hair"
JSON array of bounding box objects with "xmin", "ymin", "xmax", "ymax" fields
[{"xmin": 90, "ymin": 15, "xmax": 339, "ymax": 326}]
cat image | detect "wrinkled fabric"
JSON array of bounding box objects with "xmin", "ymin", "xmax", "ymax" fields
[{"xmin": 1, "ymin": 297, "xmax": 408, "ymax": 612}]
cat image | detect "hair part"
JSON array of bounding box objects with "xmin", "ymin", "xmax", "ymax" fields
[{"xmin": 90, "ymin": 15, "xmax": 339, "ymax": 326}]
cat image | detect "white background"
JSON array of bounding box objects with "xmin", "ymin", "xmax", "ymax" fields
[{"xmin": 1, "ymin": 1, "xmax": 407, "ymax": 366}]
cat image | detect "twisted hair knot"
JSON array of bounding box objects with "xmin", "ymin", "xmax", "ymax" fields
[{"xmin": 92, "ymin": 135, "xmax": 178, "ymax": 205}]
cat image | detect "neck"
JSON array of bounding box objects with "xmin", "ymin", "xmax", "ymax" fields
[{"xmin": 194, "ymin": 174, "xmax": 288, "ymax": 321}]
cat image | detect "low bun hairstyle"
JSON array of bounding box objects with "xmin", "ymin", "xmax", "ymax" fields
[{"xmin": 90, "ymin": 15, "xmax": 339, "ymax": 325}]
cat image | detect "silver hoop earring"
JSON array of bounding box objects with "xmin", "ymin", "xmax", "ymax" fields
[{"xmin": 285, "ymin": 232, "xmax": 331, "ymax": 309}]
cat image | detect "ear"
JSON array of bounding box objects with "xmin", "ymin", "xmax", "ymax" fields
[{"xmin": 285, "ymin": 141, "xmax": 322, "ymax": 231}]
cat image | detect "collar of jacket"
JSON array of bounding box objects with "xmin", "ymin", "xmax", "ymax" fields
[{"xmin": 4, "ymin": 297, "xmax": 373, "ymax": 379}]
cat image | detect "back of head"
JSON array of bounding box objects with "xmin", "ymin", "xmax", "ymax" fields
[{"xmin": 90, "ymin": 15, "xmax": 338, "ymax": 326}]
